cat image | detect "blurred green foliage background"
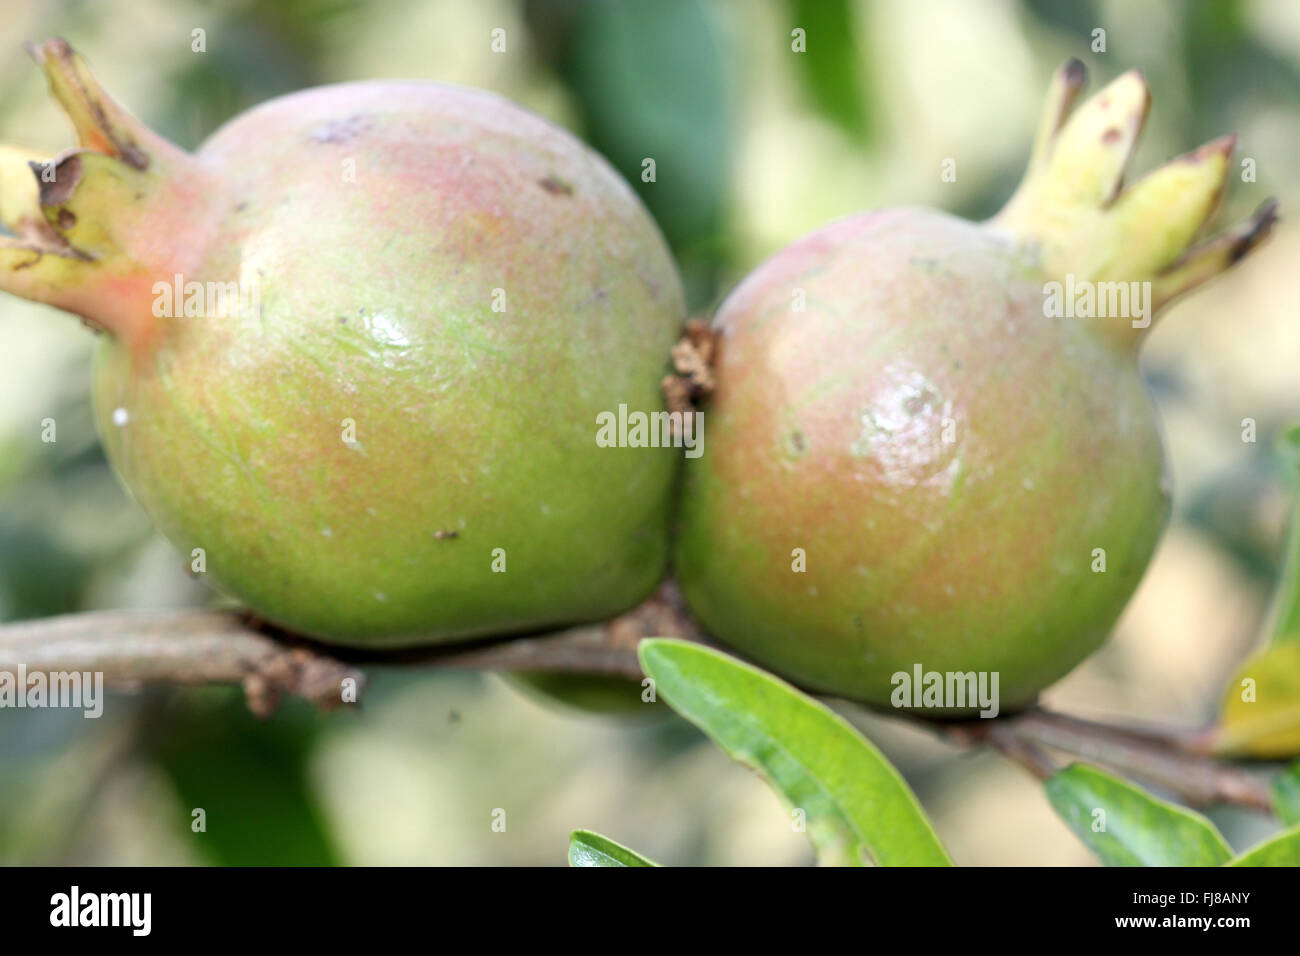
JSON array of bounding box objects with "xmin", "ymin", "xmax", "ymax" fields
[{"xmin": 1, "ymin": 0, "xmax": 1298, "ymax": 865}]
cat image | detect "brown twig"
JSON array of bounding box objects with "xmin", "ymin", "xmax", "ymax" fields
[
  {"xmin": 0, "ymin": 582, "xmax": 1280, "ymax": 813},
  {"xmin": 0, "ymin": 607, "xmax": 365, "ymax": 718},
  {"xmin": 0, "ymin": 581, "xmax": 699, "ymax": 717},
  {"xmin": 397, "ymin": 580, "xmax": 700, "ymax": 677},
  {"xmin": 938, "ymin": 706, "xmax": 1275, "ymax": 812}
]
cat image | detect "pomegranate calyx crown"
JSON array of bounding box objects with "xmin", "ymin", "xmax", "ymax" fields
[
  {"xmin": 991, "ymin": 58, "xmax": 1278, "ymax": 346},
  {"xmin": 0, "ymin": 38, "xmax": 205, "ymax": 347}
]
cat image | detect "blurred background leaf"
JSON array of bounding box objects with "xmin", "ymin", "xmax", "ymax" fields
[
  {"xmin": 147, "ymin": 691, "xmax": 341, "ymax": 866},
  {"xmin": 786, "ymin": 0, "xmax": 873, "ymax": 142},
  {"xmin": 524, "ymin": 0, "xmax": 732, "ymax": 310},
  {"xmin": 1214, "ymin": 643, "xmax": 1300, "ymax": 758},
  {"xmin": 1264, "ymin": 425, "xmax": 1300, "ymax": 643},
  {"xmin": 1272, "ymin": 761, "xmax": 1300, "ymax": 826}
]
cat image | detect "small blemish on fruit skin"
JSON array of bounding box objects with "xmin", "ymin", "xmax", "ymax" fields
[
  {"xmin": 1102, "ymin": 127, "xmax": 1122, "ymax": 144},
  {"xmin": 312, "ymin": 115, "xmax": 372, "ymax": 144},
  {"xmin": 434, "ymin": 529, "xmax": 458, "ymax": 540},
  {"xmin": 538, "ymin": 174, "xmax": 574, "ymax": 196}
]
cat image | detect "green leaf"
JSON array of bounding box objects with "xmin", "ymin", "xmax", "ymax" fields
[
  {"xmin": 638, "ymin": 638, "xmax": 951, "ymax": 866},
  {"xmin": 568, "ymin": 829, "xmax": 659, "ymax": 867},
  {"xmin": 153, "ymin": 691, "xmax": 341, "ymax": 866},
  {"xmin": 1228, "ymin": 824, "xmax": 1300, "ymax": 866},
  {"xmin": 1046, "ymin": 764, "xmax": 1232, "ymax": 867},
  {"xmin": 1266, "ymin": 424, "xmax": 1300, "ymax": 645},
  {"xmin": 1214, "ymin": 642, "xmax": 1300, "ymax": 758},
  {"xmin": 1272, "ymin": 762, "xmax": 1300, "ymax": 826},
  {"xmin": 555, "ymin": 0, "xmax": 730, "ymax": 308},
  {"xmin": 787, "ymin": 0, "xmax": 874, "ymax": 141}
]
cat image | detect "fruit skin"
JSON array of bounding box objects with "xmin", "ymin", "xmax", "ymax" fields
[
  {"xmin": 2, "ymin": 41, "xmax": 684, "ymax": 646},
  {"xmin": 674, "ymin": 62, "xmax": 1277, "ymax": 713}
]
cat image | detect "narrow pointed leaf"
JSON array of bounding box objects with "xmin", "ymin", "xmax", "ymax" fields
[
  {"xmin": 568, "ymin": 829, "xmax": 659, "ymax": 867},
  {"xmin": 638, "ymin": 638, "xmax": 951, "ymax": 866},
  {"xmin": 1046, "ymin": 763, "xmax": 1231, "ymax": 866},
  {"xmin": 1227, "ymin": 824, "xmax": 1300, "ymax": 866}
]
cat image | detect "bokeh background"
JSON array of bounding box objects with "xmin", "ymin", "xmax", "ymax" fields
[{"xmin": 1, "ymin": 0, "xmax": 1298, "ymax": 865}]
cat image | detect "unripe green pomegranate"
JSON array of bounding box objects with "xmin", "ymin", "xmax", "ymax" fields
[
  {"xmin": 0, "ymin": 40, "xmax": 683, "ymax": 646},
  {"xmin": 675, "ymin": 62, "xmax": 1277, "ymax": 712}
]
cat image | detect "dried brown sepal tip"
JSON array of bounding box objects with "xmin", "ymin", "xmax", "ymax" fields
[{"xmin": 23, "ymin": 37, "xmax": 178, "ymax": 170}]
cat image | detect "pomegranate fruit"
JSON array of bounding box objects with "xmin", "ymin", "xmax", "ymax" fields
[
  {"xmin": 674, "ymin": 61, "xmax": 1278, "ymax": 712},
  {"xmin": 0, "ymin": 39, "xmax": 684, "ymax": 645}
]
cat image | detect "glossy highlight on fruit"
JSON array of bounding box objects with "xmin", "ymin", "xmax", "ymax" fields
[
  {"xmin": 674, "ymin": 61, "xmax": 1278, "ymax": 712},
  {"xmin": 0, "ymin": 39, "xmax": 684, "ymax": 645}
]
